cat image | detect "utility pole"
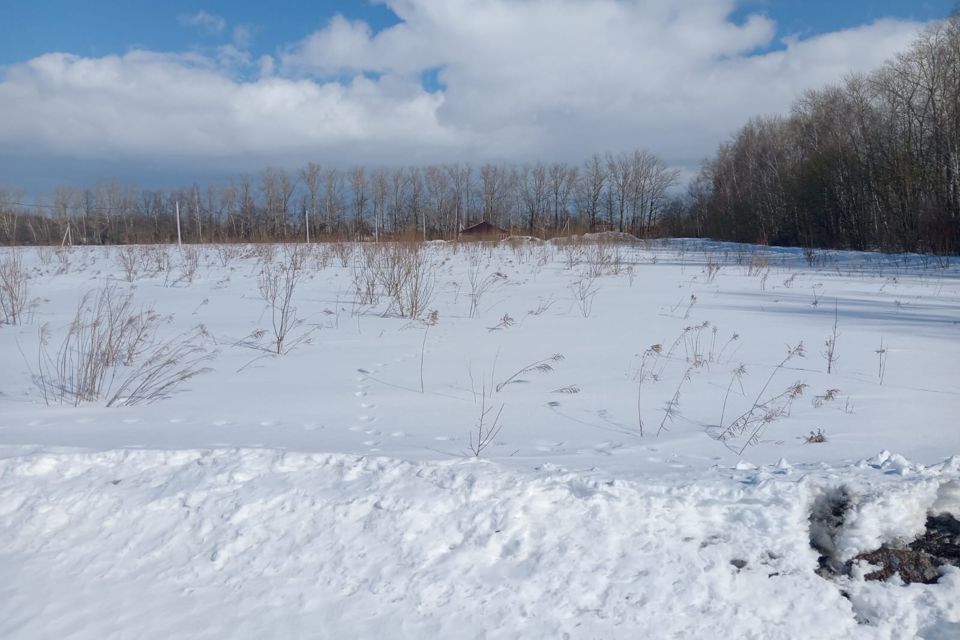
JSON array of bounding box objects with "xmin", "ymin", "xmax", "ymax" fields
[{"xmin": 175, "ymin": 200, "xmax": 182, "ymax": 249}]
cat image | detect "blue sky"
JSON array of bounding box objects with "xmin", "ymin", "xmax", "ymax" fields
[
  {"xmin": 731, "ymin": 1, "xmax": 954, "ymax": 39},
  {"xmin": 0, "ymin": 1, "xmax": 395, "ymax": 64},
  {"xmin": 2, "ymin": 1, "xmax": 953, "ymax": 72},
  {"xmin": 0, "ymin": 0, "xmax": 956, "ymax": 74},
  {"xmin": 0, "ymin": 1, "xmax": 955, "ymax": 192}
]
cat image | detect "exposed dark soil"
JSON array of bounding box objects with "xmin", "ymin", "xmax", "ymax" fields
[
  {"xmin": 809, "ymin": 486, "xmax": 960, "ymax": 585},
  {"xmin": 849, "ymin": 514, "xmax": 960, "ymax": 585}
]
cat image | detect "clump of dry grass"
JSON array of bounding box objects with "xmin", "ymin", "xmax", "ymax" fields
[
  {"xmin": 214, "ymin": 243, "xmax": 242, "ymax": 268},
  {"xmin": 713, "ymin": 342, "xmax": 809, "ymax": 453},
  {"xmin": 703, "ymin": 260, "xmax": 721, "ymax": 283},
  {"xmin": 115, "ymin": 245, "xmax": 145, "ymax": 282},
  {"xmin": 330, "ymin": 241, "xmax": 353, "ymax": 267},
  {"xmin": 467, "ymin": 261, "xmax": 507, "ymax": 319},
  {"xmin": 372, "ymin": 244, "xmax": 436, "ymax": 319},
  {"xmin": 34, "ymin": 284, "xmax": 212, "ymax": 406},
  {"xmin": 352, "ymin": 245, "xmax": 381, "ymax": 307},
  {"xmin": 0, "ymin": 250, "xmax": 30, "ymax": 325},
  {"xmin": 813, "ymin": 388, "xmax": 841, "ymax": 408},
  {"xmin": 177, "ymin": 245, "xmax": 202, "ymax": 285}
]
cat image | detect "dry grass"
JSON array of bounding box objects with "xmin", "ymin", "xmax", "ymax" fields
[
  {"xmin": 496, "ymin": 354, "xmax": 564, "ymax": 392},
  {"xmin": 35, "ymin": 284, "xmax": 212, "ymax": 406},
  {"xmin": 466, "ymin": 261, "xmax": 507, "ymax": 319},
  {"xmin": 0, "ymin": 250, "xmax": 30, "ymax": 325},
  {"xmin": 371, "ymin": 243, "xmax": 437, "ymax": 319},
  {"xmin": 713, "ymin": 342, "xmax": 809, "ymax": 453}
]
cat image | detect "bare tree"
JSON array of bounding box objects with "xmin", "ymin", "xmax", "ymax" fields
[
  {"xmin": 630, "ymin": 149, "xmax": 680, "ymax": 236},
  {"xmin": 548, "ymin": 162, "xmax": 577, "ymax": 233},
  {"xmin": 425, "ymin": 165, "xmax": 451, "ymax": 238},
  {"xmin": 520, "ymin": 163, "xmax": 548, "ymax": 234},
  {"xmin": 447, "ymin": 163, "xmax": 472, "ymax": 235},
  {"xmin": 299, "ymin": 162, "xmax": 322, "ymax": 241},
  {"xmin": 577, "ymin": 154, "xmax": 607, "ymax": 232},
  {"xmin": 371, "ymin": 170, "xmax": 388, "ymax": 242},
  {"xmin": 351, "ymin": 166, "xmax": 368, "ymax": 239},
  {"xmin": 323, "ymin": 168, "xmax": 345, "ymax": 235}
]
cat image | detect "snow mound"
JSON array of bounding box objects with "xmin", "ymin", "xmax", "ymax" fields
[
  {"xmin": 549, "ymin": 231, "xmax": 641, "ymax": 244},
  {"xmin": 1, "ymin": 448, "xmax": 958, "ymax": 639},
  {"xmin": 499, "ymin": 235, "xmax": 542, "ymax": 244},
  {"xmin": 581, "ymin": 231, "xmax": 640, "ymax": 243}
]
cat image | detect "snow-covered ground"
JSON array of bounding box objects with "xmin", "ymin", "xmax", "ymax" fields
[{"xmin": 1, "ymin": 238, "xmax": 958, "ymax": 638}]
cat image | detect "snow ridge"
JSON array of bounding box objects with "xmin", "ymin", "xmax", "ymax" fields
[{"xmin": 1, "ymin": 448, "xmax": 958, "ymax": 639}]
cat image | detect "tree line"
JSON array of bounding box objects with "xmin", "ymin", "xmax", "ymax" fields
[
  {"xmin": 679, "ymin": 13, "xmax": 960, "ymax": 254},
  {"xmin": 0, "ymin": 150, "xmax": 678, "ymax": 245}
]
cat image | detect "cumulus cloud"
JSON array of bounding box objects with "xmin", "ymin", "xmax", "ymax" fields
[
  {"xmin": 281, "ymin": 0, "xmax": 924, "ymax": 166},
  {"xmin": 0, "ymin": 51, "xmax": 451, "ymax": 163},
  {"xmin": 0, "ymin": 0, "xmax": 934, "ymax": 187}
]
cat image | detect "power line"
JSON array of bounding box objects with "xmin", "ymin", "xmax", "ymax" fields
[{"xmin": 9, "ymin": 201, "xmax": 156, "ymax": 214}]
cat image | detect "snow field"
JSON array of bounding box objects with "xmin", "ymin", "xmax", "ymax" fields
[
  {"xmin": 0, "ymin": 239, "xmax": 957, "ymax": 470},
  {"xmin": 0, "ymin": 238, "xmax": 958, "ymax": 638}
]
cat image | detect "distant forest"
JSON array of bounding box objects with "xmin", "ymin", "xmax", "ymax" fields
[
  {"xmin": 1, "ymin": 15, "xmax": 957, "ymax": 254},
  {"xmin": 681, "ymin": 12, "xmax": 960, "ymax": 255}
]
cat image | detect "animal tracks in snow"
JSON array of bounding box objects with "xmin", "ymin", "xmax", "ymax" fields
[
  {"xmin": 350, "ymin": 361, "xmax": 416, "ymax": 451},
  {"xmin": 353, "ymin": 366, "xmax": 383, "ymax": 451}
]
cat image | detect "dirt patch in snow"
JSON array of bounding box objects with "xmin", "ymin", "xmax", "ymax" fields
[
  {"xmin": 851, "ymin": 514, "xmax": 960, "ymax": 584},
  {"xmin": 810, "ymin": 487, "xmax": 960, "ymax": 585}
]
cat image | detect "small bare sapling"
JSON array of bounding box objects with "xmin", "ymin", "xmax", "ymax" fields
[
  {"xmin": 468, "ymin": 388, "xmax": 505, "ymax": 458},
  {"xmin": 822, "ymin": 300, "xmax": 839, "ymax": 374},
  {"xmin": 571, "ymin": 276, "xmax": 600, "ymax": 318},
  {"xmin": 257, "ymin": 245, "xmax": 311, "ymax": 355}
]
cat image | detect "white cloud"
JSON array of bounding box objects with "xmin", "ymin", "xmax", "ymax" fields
[
  {"xmin": 177, "ymin": 11, "xmax": 227, "ymax": 34},
  {"xmin": 258, "ymin": 54, "xmax": 276, "ymax": 78},
  {"xmin": 232, "ymin": 25, "xmax": 254, "ymax": 49},
  {"xmin": 0, "ymin": 0, "xmax": 933, "ymax": 184},
  {"xmin": 0, "ymin": 51, "xmax": 453, "ymax": 167}
]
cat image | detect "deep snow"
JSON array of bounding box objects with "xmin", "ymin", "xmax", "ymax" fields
[{"xmin": 0, "ymin": 238, "xmax": 958, "ymax": 638}]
